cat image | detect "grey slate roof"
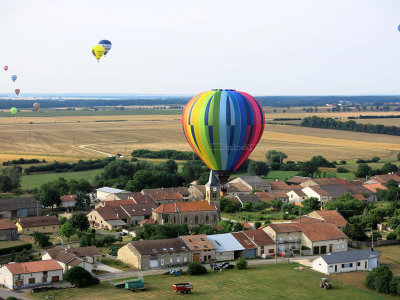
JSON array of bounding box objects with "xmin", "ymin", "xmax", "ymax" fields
[
  {"xmin": 239, "ymin": 176, "xmax": 271, "ymax": 190},
  {"xmin": 0, "ymin": 197, "xmax": 39, "ymax": 211},
  {"xmin": 205, "ymin": 171, "xmax": 219, "ymax": 187},
  {"xmin": 319, "ymin": 184, "xmax": 351, "ymax": 199},
  {"xmin": 319, "ymin": 250, "xmax": 380, "ymax": 264},
  {"xmin": 236, "ymin": 194, "xmax": 260, "ymax": 204}
]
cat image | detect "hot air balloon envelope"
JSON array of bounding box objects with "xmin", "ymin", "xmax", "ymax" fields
[
  {"xmin": 398, "ymin": 24, "xmax": 400, "ymax": 32},
  {"xmin": 15, "ymin": 89, "xmax": 20, "ymax": 96},
  {"xmin": 10, "ymin": 107, "xmax": 17, "ymax": 115},
  {"xmin": 182, "ymin": 89, "xmax": 265, "ymax": 184},
  {"xmin": 11, "ymin": 75, "xmax": 17, "ymax": 82},
  {"xmin": 98, "ymin": 40, "xmax": 112, "ymax": 56},
  {"xmin": 92, "ymin": 45, "xmax": 105, "ymax": 61},
  {"xmin": 4, "ymin": 66, "xmax": 8, "ymax": 71},
  {"xmin": 33, "ymin": 102, "xmax": 40, "ymax": 111}
]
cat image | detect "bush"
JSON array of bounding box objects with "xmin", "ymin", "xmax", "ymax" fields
[
  {"xmin": 188, "ymin": 262, "xmax": 207, "ymax": 275},
  {"xmin": 387, "ymin": 232, "xmax": 397, "ymax": 240},
  {"xmin": 236, "ymin": 258, "xmax": 248, "ymax": 270},
  {"xmin": 64, "ymin": 266, "xmax": 100, "ymax": 288},
  {"xmin": 336, "ymin": 167, "xmax": 349, "ymax": 173},
  {"xmin": 0, "ymin": 243, "xmax": 32, "ymax": 256},
  {"xmin": 371, "ymin": 156, "xmax": 380, "ymax": 162},
  {"xmin": 365, "ymin": 265, "xmax": 393, "ymax": 294},
  {"xmin": 389, "ymin": 276, "xmax": 400, "ymax": 295}
]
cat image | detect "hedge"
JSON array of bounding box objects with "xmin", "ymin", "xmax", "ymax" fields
[{"xmin": 0, "ymin": 243, "xmax": 32, "ymax": 255}]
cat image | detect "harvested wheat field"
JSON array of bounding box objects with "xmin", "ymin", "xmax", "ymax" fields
[{"xmin": 0, "ymin": 112, "xmax": 399, "ymax": 163}]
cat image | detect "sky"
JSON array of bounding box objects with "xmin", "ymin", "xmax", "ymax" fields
[{"xmin": 1, "ymin": 0, "xmax": 400, "ymax": 95}]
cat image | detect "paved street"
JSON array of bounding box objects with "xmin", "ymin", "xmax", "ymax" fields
[{"xmin": 0, "ymin": 289, "xmax": 33, "ymax": 300}]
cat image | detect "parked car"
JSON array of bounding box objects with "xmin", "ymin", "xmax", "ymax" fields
[
  {"xmin": 222, "ymin": 263, "xmax": 234, "ymax": 269},
  {"xmin": 210, "ymin": 263, "xmax": 219, "ymax": 271}
]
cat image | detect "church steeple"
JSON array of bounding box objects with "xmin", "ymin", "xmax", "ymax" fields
[{"xmin": 205, "ymin": 171, "xmax": 220, "ymax": 218}]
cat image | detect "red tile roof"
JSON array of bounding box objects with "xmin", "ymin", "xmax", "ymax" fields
[
  {"xmin": 243, "ymin": 229, "xmax": 275, "ymax": 246},
  {"xmin": 150, "ymin": 192, "xmax": 184, "ymax": 202},
  {"xmin": 291, "ymin": 216, "xmax": 325, "ymax": 224},
  {"xmin": 180, "ymin": 234, "xmax": 216, "ymax": 251},
  {"xmin": 18, "ymin": 215, "xmax": 60, "ymax": 228},
  {"xmin": 363, "ymin": 184, "xmax": 387, "ymax": 193},
  {"xmin": 60, "ymin": 195, "xmax": 76, "ymax": 203},
  {"xmin": 241, "ymin": 222, "xmax": 253, "ymax": 229},
  {"xmin": 152, "ymin": 201, "xmax": 216, "ymax": 214},
  {"xmin": 139, "ymin": 219, "xmax": 155, "ymax": 225},
  {"xmin": 269, "ymin": 191, "xmax": 289, "ymax": 199},
  {"xmin": 94, "ymin": 206, "xmax": 129, "ymax": 220},
  {"xmin": 103, "ymin": 199, "xmax": 136, "ymax": 206},
  {"xmin": 312, "ymin": 210, "xmax": 348, "ymax": 228},
  {"xmin": 295, "ymin": 223, "xmax": 348, "ymax": 242},
  {"xmin": 255, "ymin": 192, "xmax": 273, "ymax": 203},
  {"xmin": 232, "ymin": 232, "xmax": 257, "ymax": 249},
  {"xmin": 372, "ymin": 174, "xmax": 400, "ymax": 184},
  {"xmin": 286, "ymin": 176, "xmax": 310, "ymax": 184},
  {"xmin": 267, "ymin": 223, "xmax": 301, "ymax": 233},
  {"xmin": 268, "ymin": 181, "xmax": 292, "ymax": 190},
  {"xmin": 352, "ymin": 193, "xmax": 367, "ymax": 201},
  {"xmin": 68, "ymin": 246, "xmax": 100, "ymax": 257},
  {"xmin": 6, "ymin": 259, "xmax": 62, "ymax": 275},
  {"xmin": 0, "ymin": 219, "xmax": 17, "ymax": 230}
]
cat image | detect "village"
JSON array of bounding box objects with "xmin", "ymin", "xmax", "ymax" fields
[{"xmin": 0, "ymin": 167, "xmax": 398, "ymax": 298}]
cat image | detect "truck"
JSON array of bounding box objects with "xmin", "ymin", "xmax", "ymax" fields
[
  {"xmin": 173, "ymin": 283, "xmax": 193, "ymax": 294},
  {"xmin": 110, "ymin": 278, "xmax": 148, "ymax": 292}
]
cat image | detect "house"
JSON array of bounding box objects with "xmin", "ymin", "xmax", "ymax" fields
[
  {"xmin": 308, "ymin": 210, "xmax": 348, "ymax": 229},
  {"xmin": 117, "ymin": 238, "xmax": 190, "ymax": 270},
  {"xmin": 180, "ymin": 234, "xmax": 216, "ymax": 263},
  {"xmin": 235, "ymin": 194, "xmax": 260, "ymax": 206},
  {"xmin": 366, "ymin": 174, "xmax": 400, "ymax": 186},
  {"xmin": 67, "ymin": 246, "xmax": 101, "ymax": 264},
  {"xmin": 15, "ymin": 216, "xmax": 60, "ymax": 234},
  {"xmin": 296, "ymin": 223, "xmax": 348, "ymax": 255},
  {"xmin": 142, "ymin": 187, "xmax": 190, "ymax": 201},
  {"xmin": 151, "ymin": 201, "xmax": 218, "ymax": 227},
  {"xmin": 0, "ymin": 197, "xmax": 41, "ymax": 218},
  {"xmin": 312, "ymin": 250, "xmax": 380, "ymax": 275},
  {"xmin": 207, "ymin": 233, "xmax": 245, "ymax": 261},
  {"xmin": 263, "ymin": 224, "xmax": 302, "ymax": 256},
  {"xmin": 286, "ymin": 176, "xmax": 310, "ymax": 185},
  {"xmin": 231, "ymin": 232, "xmax": 257, "ymax": 258},
  {"xmin": 268, "ymin": 181, "xmax": 293, "ymax": 191},
  {"xmin": 243, "ymin": 229, "xmax": 276, "ymax": 257},
  {"xmin": 300, "ymin": 178, "xmax": 338, "ymax": 188},
  {"xmin": 148, "ymin": 192, "xmax": 184, "ymax": 206},
  {"xmin": 346, "ymin": 185, "xmax": 377, "ymax": 202},
  {"xmin": 287, "ymin": 190, "xmax": 308, "ymax": 204},
  {"xmin": 87, "ymin": 206, "xmax": 128, "ymax": 230},
  {"xmin": 0, "ymin": 259, "xmax": 63, "ymax": 289},
  {"xmin": 268, "ymin": 191, "xmax": 289, "ymax": 204},
  {"xmin": 139, "ymin": 219, "xmax": 156, "ymax": 225},
  {"xmin": 302, "ymin": 186, "xmax": 329, "ymax": 207},
  {"xmin": 59, "ymin": 195, "xmax": 76, "ymax": 209},
  {"xmin": 319, "ymin": 184, "xmax": 351, "ymax": 201},
  {"xmin": 362, "ymin": 183, "xmax": 387, "ymax": 194},
  {"xmin": 229, "ymin": 176, "xmax": 271, "ymax": 192},
  {"xmin": 42, "ymin": 247, "xmax": 87, "ymax": 272},
  {"xmin": 0, "ymin": 219, "xmax": 18, "ymax": 241},
  {"xmin": 255, "ymin": 192, "xmax": 274, "ymax": 203},
  {"xmin": 223, "ymin": 182, "xmax": 252, "ymax": 198},
  {"xmin": 130, "ymin": 193, "xmax": 156, "ymax": 205},
  {"xmin": 188, "ymin": 185, "xmax": 206, "ymax": 201},
  {"xmin": 96, "ymin": 187, "xmax": 130, "ymax": 201}
]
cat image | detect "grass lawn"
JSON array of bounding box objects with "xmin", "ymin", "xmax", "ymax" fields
[
  {"xmin": 263, "ymin": 171, "xmax": 299, "ymax": 181},
  {"xmin": 0, "ymin": 240, "xmax": 30, "ymax": 249},
  {"xmin": 100, "ymin": 256, "xmax": 131, "ymax": 271},
  {"xmin": 21, "ymin": 169, "xmax": 103, "ymax": 189},
  {"xmin": 28, "ymin": 263, "xmax": 387, "ymax": 300}
]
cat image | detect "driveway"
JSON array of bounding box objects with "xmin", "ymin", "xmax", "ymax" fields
[
  {"xmin": 0, "ymin": 289, "xmax": 33, "ymax": 300},
  {"xmin": 95, "ymin": 262, "xmax": 123, "ymax": 274}
]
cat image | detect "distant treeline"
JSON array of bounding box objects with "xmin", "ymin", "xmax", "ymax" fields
[
  {"xmin": 10, "ymin": 158, "xmax": 46, "ymax": 164},
  {"xmin": 272, "ymin": 118, "xmax": 302, "ymax": 121},
  {"xmin": 301, "ymin": 116, "xmax": 400, "ymax": 136},
  {"xmin": 131, "ymin": 149, "xmax": 200, "ymax": 161},
  {"xmin": 24, "ymin": 157, "xmax": 115, "ymax": 174},
  {"xmin": 1, "ymin": 95, "xmax": 400, "ymax": 109},
  {"xmin": 348, "ymin": 115, "xmax": 400, "ymax": 119}
]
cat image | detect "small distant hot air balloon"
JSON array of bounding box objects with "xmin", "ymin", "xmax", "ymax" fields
[
  {"xmin": 11, "ymin": 75, "xmax": 17, "ymax": 82},
  {"xmin": 33, "ymin": 102, "xmax": 40, "ymax": 111},
  {"xmin": 10, "ymin": 107, "xmax": 17, "ymax": 115},
  {"xmin": 15, "ymin": 89, "xmax": 20, "ymax": 96},
  {"xmin": 398, "ymin": 24, "xmax": 400, "ymax": 32},
  {"xmin": 92, "ymin": 45, "xmax": 105, "ymax": 62},
  {"xmin": 4, "ymin": 66, "xmax": 8, "ymax": 71},
  {"xmin": 182, "ymin": 89, "xmax": 265, "ymax": 184},
  {"xmin": 98, "ymin": 40, "xmax": 112, "ymax": 56}
]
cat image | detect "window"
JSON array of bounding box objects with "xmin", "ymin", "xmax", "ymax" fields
[
  {"xmin": 29, "ymin": 278, "xmax": 35, "ymax": 284},
  {"xmin": 195, "ymin": 215, "xmax": 198, "ymax": 225},
  {"xmin": 205, "ymin": 215, "xmax": 209, "ymax": 222},
  {"xmin": 342, "ymin": 244, "xmax": 345, "ymax": 249},
  {"xmin": 43, "ymin": 227, "xmax": 45, "ymax": 229},
  {"xmin": 336, "ymin": 244, "xmax": 340, "ymax": 250},
  {"xmin": 184, "ymin": 217, "xmax": 187, "ymax": 223},
  {"xmin": 164, "ymin": 216, "xmax": 169, "ymax": 224},
  {"xmin": 52, "ymin": 226, "xmax": 55, "ymax": 229},
  {"xmin": 27, "ymin": 228, "xmax": 29, "ymax": 232},
  {"xmin": 357, "ymin": 262, "xmax": 360, "ymax": 267}
]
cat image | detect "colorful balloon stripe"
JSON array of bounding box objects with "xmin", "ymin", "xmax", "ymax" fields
[{"xmin": 182, "ymin": 89, "xmax": 265, "ymax": 172}]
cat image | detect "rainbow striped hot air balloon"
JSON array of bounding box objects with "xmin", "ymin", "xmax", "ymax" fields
[{"xmin": 182, "ymin": 89, "xmax": 265, "ymax": 184}]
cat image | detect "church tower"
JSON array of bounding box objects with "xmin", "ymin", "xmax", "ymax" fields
[{"xmin": 205, "ymin": 171, "xmax": 221, "ymax": 218}]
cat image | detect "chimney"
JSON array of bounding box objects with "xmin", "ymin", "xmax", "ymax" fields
[{"xmin": 25, "ymin": 266, "xmax": 27, "ymax": 272}]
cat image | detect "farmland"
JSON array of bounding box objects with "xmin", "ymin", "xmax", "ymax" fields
[
  {"xmin": 0, "ymin": 110, "xmax": 399, "ymax": 166},
  {"xmin": 28, "ymin": 264, "xmax": 387, "ymax": 300}
]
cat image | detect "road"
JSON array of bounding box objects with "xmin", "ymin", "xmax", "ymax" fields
[
  {"xmin": 0, "ymin": 289, "xmax": 33, "ymax": 300},
  {"xmin": 96, "ymin": 256, "xmax": 318, "ymax": 281}
]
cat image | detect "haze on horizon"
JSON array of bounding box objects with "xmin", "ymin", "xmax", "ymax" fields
[{"xmin": 1, "ymin": 0, "xmax": 400, "ymax": 96}]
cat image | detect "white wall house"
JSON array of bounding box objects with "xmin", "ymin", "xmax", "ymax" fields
[
  {"xmin": 287, "ymin": 190, "xmax": 307, "ymax": 204},
  {"xmin": 0, "ymin": 260, "xmax": 63, "ymax": 290},
  {"xmin": 312, "ymin": 250, "xmax": 380, "ymax": 275},
  {"xmin": 302, "ymin": 186, "xmax": 329, "ymax": 208}
]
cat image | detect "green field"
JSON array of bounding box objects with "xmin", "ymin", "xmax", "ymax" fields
[
  {"xmin": 0, "ymin": 109, "xmax": 183, "ymax": 118},
  {"xmin": 21, "ymin": 169, "xmax": 103, "ymax": 189},
  {"xmin": 0, "ymin": 240, "xmax": 30, "ymax": 249},
  {"xmin": 28, "ymin": 264, "xmax": 387, "ymax": 300}
]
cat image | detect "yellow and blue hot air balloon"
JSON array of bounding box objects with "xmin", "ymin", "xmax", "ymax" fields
[
  {"xmin": 182, "ymin": 89, "xmax": 265, "ymax": 184},
  {"xmin": 92, "ymin": 45, "xmax": 105, "ymax": 62},
  {"xmin": 98, "ymin": 40, "xmax": 112, "ymax": 56}
]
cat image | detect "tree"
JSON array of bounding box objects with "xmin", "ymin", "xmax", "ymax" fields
[
  {"xmin": 59, "ymin": 222, "xmax": 76, "ymax": 240},
  {"xmin": 254, "ymin": 221, "xmax": 261, "ymax": 229},
  {"xmin": 301, "ymin": 197, "xmax": 320, "ymax": 214},
  {"xmin": 33, "ymin": 232, "xmax": 51, "ymax": 248},
  {"xmin": 37, "ymin": 182, "xmax": 62, "ymax": 208},
  {"xmin": 182, "ymin": 160, "xmax": 208, "ymax": 183},
  {"xmin": 371, "ymin": 156, "xmax": 380, "ymax": 162},
  {"xmin": 0, "ymin": 175, "xmax": 13, "ymax": 192},
  {"xmin": 236, "ymin": 257, "xmax": 248, "ymax": 269},
  {"xmin": 248, "ymin": 161, "xmax": 270, "ymax": 176},
  {"xmin": 388, "ymin": 216, "xmax": 400, "ymax": 231},
  {"xmin": 188, "ymin": 262, "xmax": 207, "ymax": 275},
  {"xmin": 381, "ymin": 163, "xmax": 399, "ymax": 174},
  {"xmin": 324, "ymin": 194, "xmax": 367, "ymax": 218},
  {"xmin": 2, "ymin": 166, "xmax": 22, "ymax": 190},
  {"xmin": 64, "ymin": 266, "xmax": 100, "ymax": 288},
  {"xmin": 365, "ymin": 265, "xmax": 393, "ymax": 294},
  {"xmin": 164, "ymin": 159, "xmax": 178, "ymax": 173},
  {"xmin": 69, "ymin": 212, "xmax": 90, "ymax": 231},
  {"xmin": 242, "ymin": 202, "xmax": 253, "ymax": 211},
  {"xmin": 220, "ymin": 197, "xmax": 241, "ymax": 213},
  {"xmin": 68, "ymin": 179, "xmax": 92, "ymax": 194},
  {"xmin": 397, "ymin": 153, "xmax": 400, "ymax": 161},
  {"xmin": 265, "ymin": 150, "xmax": 287, "ymax": 164},
  {"xmin": 343, "ymin": 222, "xmax": 367, "ymax": 241},
  {"xmin": 386, "ymin": 179, "xmax": 400, "ymax": 192},
  {"xmin": 232, "ymin": 222, "xmax": 244, "ymax": 232},
  {"xmin": 74, "ymin": 192, "xmax": 86, "ymax": 210},
  {"xmin": 356, "ymin": 163, "xmax": 371, "ymax": 178},
  {"xmin": 389, "ymin": 276, "xmax": 400, "ymax": 296},
  {"xmin": 297, "ymin": 161, "xmax": 318, "ymax": 177}
]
